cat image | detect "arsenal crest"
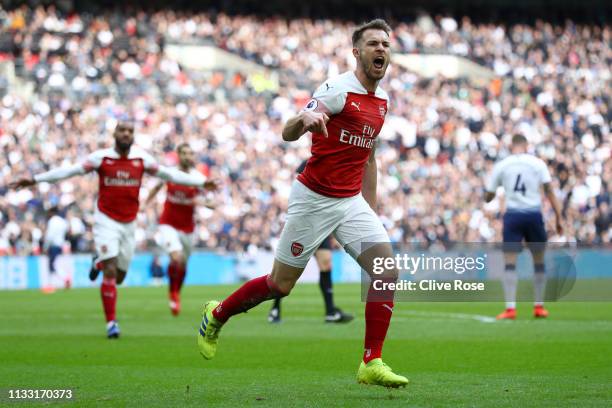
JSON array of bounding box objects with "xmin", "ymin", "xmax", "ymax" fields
[
  {"xmin": 379, "ymin": 105, "xmax": 386, "ymax": 117},
  {"xmin": 291, "ymin": 242, "xmax": 304, "ymax": 257}
]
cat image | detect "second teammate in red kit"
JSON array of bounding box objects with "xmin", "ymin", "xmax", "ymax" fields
[
  {"xmin": 197, "ymin": 19, "xmax": 408, "ymax": 388},
  {"xmin": 10, "ymin": 122, "xmax": 217, "ymax": 338},
  {"xmin": 145, "ymin": 143, "xmax": 211, "ymax": 316}
]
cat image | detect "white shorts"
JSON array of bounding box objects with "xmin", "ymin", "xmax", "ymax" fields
[
  {"xmin": 155, "ymin": 224, "xmax": 194, "ymax": 257},
  {"xmin": 276, "ymin": 180, "xmax": 390, "ymax": 268},
  {"xmin": 92, "ymin": 210, "xmax": 136, "ymax": 271}
]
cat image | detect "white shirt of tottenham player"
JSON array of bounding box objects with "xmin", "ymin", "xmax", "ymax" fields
[
  {"xmin": 298, "ymin": 71, "xmax": 390, "ymax": 198},
  {"xmin": 486, "ymin": 153, "xmax": 552, "ymax": 213},
  {"xmin": 45, "ymin": 215, "xmax": 69, "ymax": 248}
]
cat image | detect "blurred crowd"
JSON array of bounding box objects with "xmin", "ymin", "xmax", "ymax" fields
[{"xmin": 0, "ymin": 5, "xmax": 609, "ymax": 256}]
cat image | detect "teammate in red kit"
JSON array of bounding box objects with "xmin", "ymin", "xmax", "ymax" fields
[
  {"xmin": 197, "ymin": 20, "xmax": 408, "ymax": 388},
  {"xmin": 10, "ymin": 122, "xmax": 217, "ymax": 338},
  {"xmin": 145, "ymin": 143, "xmax": 210, "ymax": 316}
]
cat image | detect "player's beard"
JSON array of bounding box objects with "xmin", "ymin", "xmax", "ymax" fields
[
  {"xmin": 360, "ymin": 54, "xmax": 387, "ymax": 81},
  {"xmin": 180, "ymin": 159, "xmax": 194, "ymax": 170},
  {"xmin": 116, "ymin": 140, "xmax": 133, "ymax": 152}
]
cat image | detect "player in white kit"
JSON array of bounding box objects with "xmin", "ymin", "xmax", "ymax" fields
[{"xmin": 485, "ymin": 134, "xmax": 563, "ymax": 319}]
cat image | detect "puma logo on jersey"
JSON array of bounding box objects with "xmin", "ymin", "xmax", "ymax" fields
[{"xmin": 351, "ymin": 101, "xmax": 361, "ymax": 111}]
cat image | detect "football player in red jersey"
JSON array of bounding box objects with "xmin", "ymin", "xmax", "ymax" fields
[
  {"xmin": 145, "ymin": 143, "xmax": 211, "ymax": 316},
  {"xmin": 10, "ymin": 121, "xmax": 217, "ymax": 338},
  {"xmin": 197, "ymin": 20, "xmax": 408, "ymax": 387}
]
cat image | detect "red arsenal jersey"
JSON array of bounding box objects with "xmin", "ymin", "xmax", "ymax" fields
[
  {"xmin": 297, "ymin": 71, "xmax": 389, "ymax": 198},
  {"xmin": 159, "ymin": 168, "xmax": 202, "ymax": 233},
  {"xmin": 82, "ymin": 147, "xmax": 159, "ymax": 223}
]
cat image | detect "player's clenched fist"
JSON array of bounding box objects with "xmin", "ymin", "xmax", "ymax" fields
[
  {"xmin": 301, "ymin": 111, "xmax": 329, "ymax": 137},
  {"xmin": 8, "ymin": 177, "xmax": 36, "ymax": 190},
  {"xmin": 203, "ymin": 179, "xmax": 219, "ymax": 191}
]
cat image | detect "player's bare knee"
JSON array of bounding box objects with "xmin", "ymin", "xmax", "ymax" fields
[
  {"xmin": 357, "ymin": 242, "xmax": 397, "ymax": 280},
  {"xmin": 170, "ymin": 251, "xmax": 184, "ymax": 265},
  {"xmin": 102, "ymin": 260, "xmax": 118, "ymax": 279},
  {"xmin": 116, "ymin": 269, "xmax": 127, "ymax": 284},
  {"xmin": 319, "ymin": 257, "xmax": 332, "ymax": 271},
  {"xmin": 272, "ymin": 280, "xmax": 294, "ymax": 297},
  {"xmin": 268, "ymin": 273, "xmax": 295, "ymax": 297},
  {"xmin": 385, "ymin": 268, "xmax": 399, "ymax": 281},
  {"xmin": 372, "ymin": 266, "xmax": 398, "ymax": 281},
  {"xmin": 315, "ymin": 250, "xmax": 332, "ymax": 270},
  {"xmin": 269, "ymin": 260, "xmax": 303, "ymax": 297}
]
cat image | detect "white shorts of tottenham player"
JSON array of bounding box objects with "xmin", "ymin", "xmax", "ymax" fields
[
  {"xmin": 276, "ymin": 180, "xmax": 390, "ymax": 268},
  {"xmin": 93, "ymin": 209, "xmax": 136, "ymax": 271},
  {"xmin": 155, "ymin": 224, "xmax": 194, "ymax": 258}
]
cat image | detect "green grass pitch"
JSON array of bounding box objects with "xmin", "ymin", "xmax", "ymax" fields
[{"xmin": 1, "ymin": 283, "xmax": 611, "ymax": 407}]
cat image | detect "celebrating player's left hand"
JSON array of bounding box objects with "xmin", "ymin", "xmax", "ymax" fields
[
  {"xmin": 203, "ymin": 179, "xmax": 219, "ymax": 191},
  {"xmin": 8, "ymin": 177, "xmax": 36, "ymax": 190}
]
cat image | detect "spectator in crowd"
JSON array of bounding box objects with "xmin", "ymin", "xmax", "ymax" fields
[{"xmin": 0, "ymin": 6, "xmax": 609, "ymax": 255}]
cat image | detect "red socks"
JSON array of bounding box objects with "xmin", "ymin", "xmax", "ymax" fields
[
  {"xmin": 213, "ymin": 274, "xmax": 283, "ymax": 323},
  {"xmin": 101, "ymin": 277, "xmax": 117, "ymax": 322},
  {"xmin": 168, "ymin": 260, "xmax": 186, "ymax": 316},
  {"xmin": 363, "ymin": 279, "xmax": 395, "ymax": 364},
  {"xmin": 168, "ymin": 260, "xmax": 186, "ymax": 295},
  {"xmin": 209, "ymin": 272, "xmax": 395, "ymax": 363}
]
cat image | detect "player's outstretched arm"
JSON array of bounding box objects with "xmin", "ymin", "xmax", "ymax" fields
[
  {"xmin": 362, "ymin": 147, "xmax": 377, "ymax": 210},
  {"xmin": 9, "ymin": 163, "xmax": 87, "ymax": 190},
  {"xmin": 282, "ymin": 111, "xmax": 329, "ymax": 141},
  {"xmin": 543, "ymin": 183, "xmax": 563, "ymax": 234},
  {"xmin": 154, "ymin": 166, "xmax": 218, "ymax": 191}
]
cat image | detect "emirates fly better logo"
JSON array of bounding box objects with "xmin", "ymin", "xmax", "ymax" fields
[{"xmin": 338, "ymin": 123, "xmax": 376, "ymax": 149}]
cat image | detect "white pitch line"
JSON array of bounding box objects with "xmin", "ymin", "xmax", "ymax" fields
[{"xmin": 396, "ymin": 310, "xmax": 497, "ymax": 323}]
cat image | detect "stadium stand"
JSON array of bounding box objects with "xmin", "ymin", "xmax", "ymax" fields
[{"xmin": 0, "ymin": 4, "xmax": 609, "ymax": 256}]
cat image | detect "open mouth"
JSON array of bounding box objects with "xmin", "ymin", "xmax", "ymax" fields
[{"xmin": 373, "ymin": 56, "xmax": 385, "ymax": 69}]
